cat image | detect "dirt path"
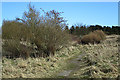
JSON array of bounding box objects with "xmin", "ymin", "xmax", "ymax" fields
[
  {"xmin": 56, "ymin": 35, "xmax": 119, "ymax": 78},
  {"xmin": 57, "ymin": 53, "xmax": 86, "ymax": 77},
  {"xmin": 56, "ymin": 43, "xmax": 88, "ymax": 77}
]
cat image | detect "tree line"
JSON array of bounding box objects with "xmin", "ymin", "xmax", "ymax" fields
[{"xmin": 65, "ymin": 25, "xmax": 120, "ymax": 37}]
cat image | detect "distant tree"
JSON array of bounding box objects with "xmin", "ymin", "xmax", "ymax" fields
[
  {"xmin": 78, "ymin": 25, "xmax": 87, "ymax": 36},
  {"xmin": 75, "ymin": 26, "xmax": 80, "ymax": 35},
  {"xmin": 70, "ymin": 26, "xmax": 75, "ymax": 34},
  {"xmin": 65, "ymin": 26, "xmax": 69, "ymax": 33},
  {"xmin": 65, "ymin": 26, "xmax": 69, "ymax": 30},
  {"xmin": 95, "ymin": 25, "xmax": 103, "ymax": 30},
  {"xmin": 103, "ymin": 26, "xmax": 107, "ymax": 32},
  {"xmin": 105, "ymin": 26, "xmax": 112, "ymax": 35},
  {"xmin": 112, "ymin": 26, "xmax": 120, "ymax": 35},
  {"xmin": 89, "ymin": 25, "xmax": 96, "ymax": 31}
]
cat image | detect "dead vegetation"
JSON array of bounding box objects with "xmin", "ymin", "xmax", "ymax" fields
[
  {"xmin": 2, "ymin": 4, "xmax": 70, "ymax": 59},
  {"xmin": 81, "ymin": 30, "xmax": 106, "ymax": 44},
  {"xmin": 1, "ymin": 3, "xmax": 119, "ymax": 79},
  {"xmin": 68, "ymin": 35, "xmax": 119, "ymax": 78},
  {"xmin": 2, "ymin": 35, "xmax": 119, "ymax": 78}
]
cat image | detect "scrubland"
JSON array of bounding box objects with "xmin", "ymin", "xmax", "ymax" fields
[
  {"xmin": 2, "ymin": 35, "xmax": 119, "ymax": 78},
  {"xmin": 1, "ymin": 3, "xmax": 120, "ymax": 79}
]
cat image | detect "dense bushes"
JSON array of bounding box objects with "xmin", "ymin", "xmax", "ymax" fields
[
  {"xmin": 2, "ymin": 21, "xmax": 23, "ymax": 40},
  {"xmin": 33, "ymin": 24, "xmax": 70, "ymax": 57},
  {"xmin": 81, "ymin": 30, "xmax": 106, "ymax": 44},
  {"xmin": 3, "ymin": 40, "xmax": 33, "ymax": 59},
  {"xmin": 2, "ymin": 4, "xmax": 70, "ymax": 59}
]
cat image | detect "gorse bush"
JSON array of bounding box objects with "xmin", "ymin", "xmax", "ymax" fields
[
  {"xmin": 2, "ymin": 4, "xmax": 70, "ymax": 59},
  {"xmin": 81, "ymin": 30, "xmax": 106, "ymax": 44}
]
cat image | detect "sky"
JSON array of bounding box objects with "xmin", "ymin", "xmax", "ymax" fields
[{"xmin": 1, "ymin": 2, "xmax": 119, "ymax": 28}]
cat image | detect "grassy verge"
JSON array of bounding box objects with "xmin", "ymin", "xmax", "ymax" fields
[{"xmin": 2, "ymin": 44, "xmax": 83, "ymax": 78}]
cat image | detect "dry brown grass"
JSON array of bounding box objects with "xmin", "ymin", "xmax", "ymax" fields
[
  {"xmin": 2, "ymin": 44, "xmax": 81, "ymax": 78},
  {"xmin": 68, "ymin": 35, "xmax": 119, "ymax": 78},
  {"xmin": 2, "ymin": 35, "xmax": 119, "ymax": 78},
  {"xmin": 70, "ymin": 35, "xmax": 81, "ymax": 44},
  {"xmin": 93, "ymin": 30, "xmax": 106, "ymax": 40},
  {"xmin": 81, "ymin": 30, "xmax": 106, "ymax": 44}
]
